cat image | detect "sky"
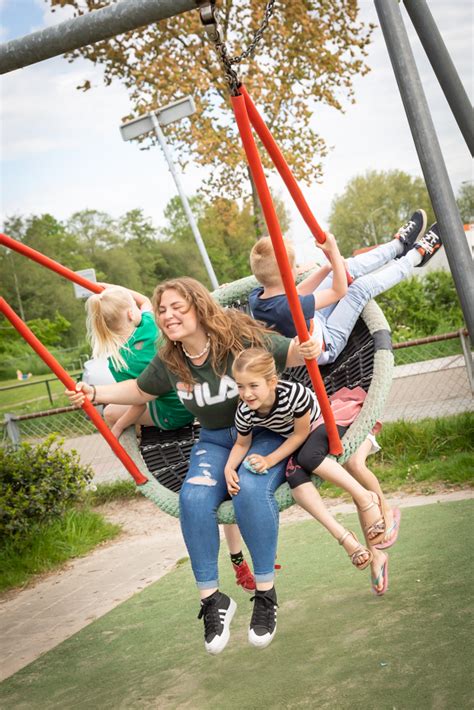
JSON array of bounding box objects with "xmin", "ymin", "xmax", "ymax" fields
[{"xmin": 1, "ymin": 0, "xmax": 473, "ymax": 264}]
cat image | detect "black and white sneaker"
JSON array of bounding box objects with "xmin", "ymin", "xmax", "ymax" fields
[
  {"xmin": 197, "ymin": 591, "xmax": 236, "ymax": 655},
  {"xmin": 248, "ymin": 587, "xmax": 278, "ymax": 649},
  {"xmin": 394, "ymin": 209, "xmax": 427, "ymax": 257},
  {"xmin": 413, "ymin": 222, "xmax": 442, "ymax": 267}
]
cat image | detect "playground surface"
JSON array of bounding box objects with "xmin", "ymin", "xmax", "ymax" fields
[{"xmin": 1, "ymin": 490, "xmax": 473, "ymax": 702}]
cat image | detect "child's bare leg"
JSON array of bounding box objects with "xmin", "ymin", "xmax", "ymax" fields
[
  {"xmin": 344, "ymin": 438, "xmax": 394, "ymax": 534},
  {"xmin": 104, "ymin": 403, "xmax": 150, "ymax": 438},
  {"xmin": 223, "ymin": 524, "xmax": 243, "ymax": 555},
  {"xmin": 291, "ymin": 482, "xmax": 370, "ymax": 568},
  {"xmin": 313, "ymin": 458, "xmax": 385, "ymax": 543}
]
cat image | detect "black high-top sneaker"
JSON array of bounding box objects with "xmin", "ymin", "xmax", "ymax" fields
[
  {"xmin": 413, "ymin": 223, "xmax": 443, "ymax": 267},
  {"xmin": 197, "ymin": 591, "xmax": 237, "ymax": 655},
  {"xmin": 248, "ymin": 587, "xmax": 278, "ymax": 649},
  {"xmin": 394, "ymin": 209, "xmax": 427, "ymax": 257}
]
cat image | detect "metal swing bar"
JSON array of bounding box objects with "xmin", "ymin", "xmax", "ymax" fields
[
  {"xmin": 0, "ymin": 0, "xmax": 197, "ymax": 75},
  {"xmin": 375, "ymin": 0, "xmax": 474, "ymax": 342},
  {"xmin": 0, "ymin": 297, "xmax": 148, "ymax": 486}
]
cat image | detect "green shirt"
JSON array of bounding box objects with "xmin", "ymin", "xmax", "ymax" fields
[
  {"xmin": 108, "ymin": 311, "xmax": 194, "ymax": 430},
  {"xmin": 137, "ymin": 333, "xmax": 291, "ymax": 430}
]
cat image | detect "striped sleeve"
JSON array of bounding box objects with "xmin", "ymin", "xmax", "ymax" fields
[
  {"xmin": 235, "ymin": 402, "xmax": 253, "ymax": 435},
  {"xmin": 292, "ymin": 383, "xmax": 313, "ymax": 417}
]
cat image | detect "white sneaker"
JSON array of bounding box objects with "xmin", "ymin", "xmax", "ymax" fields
[
  {"xmin": 248, "ymin": 588, "xmax": 278, "ymax": 649},
  {"xmin": 198, "ymin": 591, "xmax": 237, "ymax": 655}
]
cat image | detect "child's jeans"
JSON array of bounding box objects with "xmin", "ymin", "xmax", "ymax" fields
[
  {"xmin": 179, "ymin": 426, "xmax": 287, "ymax": 590},
  {"xmin": 315, "ymin": 242, "xmax": 413, "ymax": 365}
]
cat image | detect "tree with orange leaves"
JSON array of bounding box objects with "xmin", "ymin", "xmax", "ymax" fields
[{"xmin": 48, "ymin": 0, "xmax": 374, "ymax": 236}]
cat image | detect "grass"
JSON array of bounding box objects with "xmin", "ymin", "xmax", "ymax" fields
[
  {"xmin": 0, "ymin": 508, "xmax": 121, "ymax": 593},
  {"xmin": 84, "ymin": 480, "xmax": 138, "ymax": 506},
  {"xmin": 393, "ymin": 336, "xmax": 462, "ymax": 365},
  {"xmin": 0, "ymin": 500, "xmax": 472, "ymax": 709},
  {"xmin": 0, "ymin": 373, "xmax": 80, "ymax": 414},
  {"xmin": 321, "ymin": 412, "xmax": 474, "ymax": 498}
]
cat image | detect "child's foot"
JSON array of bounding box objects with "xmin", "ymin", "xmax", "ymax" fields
[
  {"xmin": 370, "ymin": 550, "xmax": 389, "ymax": 596},
  {"xmin": 394, "ymin": 209, "xmax": 427, "ymax": 257},
  {"xmin": 198, "ymin": 591, "xmax": 237, "ymax": 655},
  {"xmin": 413, "ymin": 223, "xmax": 442, "ymax": 267},
  {"xmin": 233, "ymin": 559, "xmax": 256, "ymax": 593},
  {"xmin": 357, "ymin": 491, "xmax": 387, "ymax": 546},
  {"xmin": 338, "ymin": 529, "xmax": 373, "ymax": 570},
  {"xmin": 248, "ymin": 587, "xmax": 278, "ymax": 649},
  {"xmin": 375, "ymin": 507, "xmax": 401, "ymax": 550}
]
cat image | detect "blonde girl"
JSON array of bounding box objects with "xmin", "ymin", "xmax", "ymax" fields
[
  {"xmin": 226, "ymin": 348, "xmax": 389, "ymax": 595},
  {"xmin": 86, "ymin": 285, "xmax": 194, "ymax": 437}
]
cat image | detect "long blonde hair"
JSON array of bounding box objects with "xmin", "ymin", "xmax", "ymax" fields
[
  {"xmin": 152, "ymin": 277, "xmax": 274, "ymax": 385},
  {"xmin": 86, "ymin": 286, "xmax": 136, "ymax": 370}
]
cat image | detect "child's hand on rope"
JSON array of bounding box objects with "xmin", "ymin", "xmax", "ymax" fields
[{"xmin": 321, "ymin": 232, "xmax": 341, "ymax": 261}]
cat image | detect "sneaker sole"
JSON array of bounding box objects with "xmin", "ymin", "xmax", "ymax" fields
[
  {"xmin": 205, "ymin": 598, "xmax": 237, "ymax": 655},
  {"xmin": 248, "ymin": 624, "xmax": 277, "ymax": 649}
]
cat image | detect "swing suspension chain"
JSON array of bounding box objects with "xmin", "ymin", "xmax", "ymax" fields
[{"xmin": 196, "ymin": 0, "xmax": 276, "ymax": 95}]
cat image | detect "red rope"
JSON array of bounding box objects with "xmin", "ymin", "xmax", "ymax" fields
[
  {"xmin": 0, "ymin": 298, "xmax": 148, "ymax": 486},
  {"xmin": 231, "ymin": 93, "xmax": 342, "ymax": 455},
  {"xmin": 0, "ymin": 233, "xmax": 103, "ymax": 294},
  {"xmin": 240, "ymin": 85, "xmax": 352, "ymax": 285}
]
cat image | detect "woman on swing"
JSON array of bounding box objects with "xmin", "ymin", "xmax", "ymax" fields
[{"xmin": 66, "ymin": 276, "xmax": 388, "ymax": 655}]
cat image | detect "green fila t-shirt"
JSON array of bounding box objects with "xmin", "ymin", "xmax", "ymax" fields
[
  {"xmin": 137, "ymin": 334, "xmax": 291, "ymax": 430},
  {"xmin": 108, "ymin": 311, "xmax": 194, "ymax": 431}
]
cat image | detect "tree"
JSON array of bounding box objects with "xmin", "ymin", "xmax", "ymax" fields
[
  {"xmin": 48, "ymin": 0, "xmax": 373, "ymax": 234},
  {"xmin": 328, "ymin": 170, "xmax": 436, "ymax": 256},
  {"xmin": 156, "ymin": 194, "xmax": 290, "ymax": 287},
  {"xmin": 456, "ymin": 182, "xmax": 474, "ymax": 223}
]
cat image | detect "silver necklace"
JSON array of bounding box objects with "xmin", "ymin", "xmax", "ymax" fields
[{"xmin": 181, "ymin": 336, "xmax": 211, "ymax": 360}]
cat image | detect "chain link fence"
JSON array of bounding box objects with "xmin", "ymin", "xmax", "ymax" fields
[{"xmin": 2, "ymin": 331, "xmax": 473, "ymax": 481}]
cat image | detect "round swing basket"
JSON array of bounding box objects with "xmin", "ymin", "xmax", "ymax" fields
[{"xmin": 119, "ymin": 275, "xmax": 394, "ymax": 523}]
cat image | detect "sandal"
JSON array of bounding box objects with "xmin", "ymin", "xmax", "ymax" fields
[
  {"xmin": 371, "ymin": 554, "xmax": 389, "ymax": 596},
  {"xmin": 375, "ymin": 507, "xmax": 401, "ymax": 550},
  {"xmin": 357, "ymin": 492, "xmax": 388, "ymax": 546},
  {"xmin": 338, "ymin": 529, "xmax": 373, "ymax": 571}
]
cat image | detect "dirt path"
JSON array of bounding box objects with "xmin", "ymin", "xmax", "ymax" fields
[{"xmin": 1, "ymin": 488, "xmax": 473, "ymax": 683}]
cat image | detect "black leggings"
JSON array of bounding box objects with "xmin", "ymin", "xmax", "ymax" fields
[{"xmin": 286, "ymin": 424, "xmax": 348, "ymax": 489}]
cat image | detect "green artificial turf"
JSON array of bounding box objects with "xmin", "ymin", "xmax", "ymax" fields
[{"xmin": 1, "ymin": 500, "xmax": 472, "ymax": 709}]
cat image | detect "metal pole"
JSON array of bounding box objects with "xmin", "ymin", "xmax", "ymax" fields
[
  {"xmin": 150, "ymin": 113, "xmax": 219, "ymax": 289},
  {"xmin": 403, "ymin": 0, "xmax": 474, "ymax": 156},
  {"xmin": 374, "ymin": 0, "xmax": 474, "ymax": 341},
  {"xmin": 0, "ymin": 0, "xmax": 196, "ymax": 75}
]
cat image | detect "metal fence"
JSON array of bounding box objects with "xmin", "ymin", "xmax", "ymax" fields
[{"xmin": 2, "ymin": 331, "xmax": 473, "ymax": 482}]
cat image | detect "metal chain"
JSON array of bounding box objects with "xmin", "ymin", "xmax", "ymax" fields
[
  {"xmin": 196, "ymin": 0, "xmax": 276, "ymax": 95},
  {"xmin": 228, "ymin": 0, "xmax": 276, "ymax": 66}
]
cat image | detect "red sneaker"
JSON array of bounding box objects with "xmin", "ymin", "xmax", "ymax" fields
[{"xmin": 233, "ymin": 560, "xmax": 256, "ymax": 593}]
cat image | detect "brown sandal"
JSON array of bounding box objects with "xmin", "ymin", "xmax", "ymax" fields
[
  {"xmin": 338, "ymin": 529, "xmax": 373, "ymax": 571},
  {"xmin": 358, "ymin": 492, "xmax": 388, "ymax": 546}
]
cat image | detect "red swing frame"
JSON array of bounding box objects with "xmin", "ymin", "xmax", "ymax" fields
[
  {"xmin": 231, "ymin": 86, "xmax": 343, "ymax": 454},
  {"xmin": 0, "ymin": 244, "xmax": 147, "ymax": 486}
]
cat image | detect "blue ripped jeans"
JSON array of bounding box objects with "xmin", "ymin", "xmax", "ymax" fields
[{"xmin": 179, "ymin": 426, "xmax": 287, "ymax": 590}]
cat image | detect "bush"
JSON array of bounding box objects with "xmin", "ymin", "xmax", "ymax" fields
[
  {"xmin": 375, "ymin": 270, "xmax": 464, "ymax": 342},
  {"xmin": 0, "ymin": 435, "xmax": 93, "ymax": 540}
]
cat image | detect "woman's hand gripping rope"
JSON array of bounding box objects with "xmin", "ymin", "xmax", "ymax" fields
[{"xmin": 65, "ymin": 381, "xmax": 95, "ymax": 407}]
